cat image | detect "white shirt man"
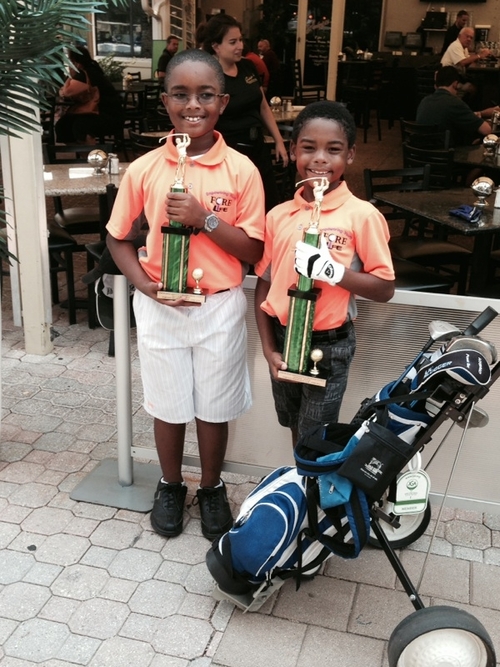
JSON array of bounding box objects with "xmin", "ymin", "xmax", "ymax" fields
[{"xmin": 441, "ymin": 27, "xmax": 490, "ymax": 70}]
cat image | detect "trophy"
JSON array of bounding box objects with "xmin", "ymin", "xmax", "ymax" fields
[
  {"xmin": 482, "ymin": 134, "xmax": 498, "ymax": 158},
  {"xmin": 157, "ymin": 133, "xmax": 205, "ymax": 303},
  {"xmin": 277, "ymin": 177, "xmax": 329, "ymax": 387},
  {"xmin": 471, "ymin": 176, "xmax": 495, "ymax": 208}
]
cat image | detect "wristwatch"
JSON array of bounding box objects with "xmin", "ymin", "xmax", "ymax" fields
[{"xmin": 204, "ymin": 213, "xmax": 219, "ymax": 233}]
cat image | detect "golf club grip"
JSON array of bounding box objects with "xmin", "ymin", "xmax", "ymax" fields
[{"xmin": 463, "ymin": 307, "xmax": 498, "ymax": 336}]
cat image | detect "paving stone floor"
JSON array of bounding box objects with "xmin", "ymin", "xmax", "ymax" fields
[
  {"xmin": 1, "ymin": 124, "xmax": 499, "ymax": 666},
  {"xmin": 3, "ymin": 286, "xmax": 500, "ymax": 667}
]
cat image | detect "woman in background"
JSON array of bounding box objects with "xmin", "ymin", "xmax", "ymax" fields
[
  {"xmin": 55, "ymin": 46, "xmax": 124, "ymax": 144},
  {"xmin": 200, "ymin": 15, "xmax": 288, "ymax": 211}
]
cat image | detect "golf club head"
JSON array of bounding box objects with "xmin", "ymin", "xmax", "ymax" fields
[
  {"xmin": 445, "ymin": 336, "xmax": 498, "ymax": 366},
  {"xmin": 456, "ymin": 405, "xmax": 489, "ymax": 429},
  {"xmin": 428, "ymin": 320, "xmax": 461, "ymax": 343}
]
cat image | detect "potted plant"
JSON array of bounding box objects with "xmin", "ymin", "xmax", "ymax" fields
[{"xmin": 98, "ymin": 54, "xmax": 127, "ymax": 82}]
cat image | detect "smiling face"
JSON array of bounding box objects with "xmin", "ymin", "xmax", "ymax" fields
[
  {"xmin": 290, "ymin": 118, "xmax": 355, "ymax": 201},
  {"xmin": 162, "ymin": 60, "xmax": 229, "ymax": 155},
  {"xmin": 212, "ymin": 26, "xmax": 243, "ymax": 67}
]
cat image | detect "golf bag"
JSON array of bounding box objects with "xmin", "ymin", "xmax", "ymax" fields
[{"xmin": 206, "ymin": 327, "xmax": 495, "ymax": 603}]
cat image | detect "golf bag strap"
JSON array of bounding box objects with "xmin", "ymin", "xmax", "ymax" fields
[
  {"xmin": 357, "ymin": 389, "xmax": 432, "ymax": 424},
  {"xmin": 304, "ymin": 478, "xmax": 368, "ymax": 560},
  {"xmin": 362, "ymin": 390, "xmax": 431, "ymax": 410}
]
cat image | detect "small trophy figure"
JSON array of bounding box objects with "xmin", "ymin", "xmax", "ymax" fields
[
  {"xmin": 277, "ymin": 177, "xmax": 328, "ymax": 386},
  {"xmin": 157, "ymin": 133, "xmax": 205, "ymax": 303}
]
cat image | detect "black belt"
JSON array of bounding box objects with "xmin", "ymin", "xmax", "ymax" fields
[
  {"xmin": 310, "ymin": 320, "xmax": 353, "ymax": 344},
  {"xmin": 274, "ymin": 318, "xmax": 352, "ymax": 343}
]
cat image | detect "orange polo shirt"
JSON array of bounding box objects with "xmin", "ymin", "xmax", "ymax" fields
[
  {"xmin": 255, "ymin": 181, "xmax": 394, "ymax": 330},
  {"xmin": 106, "ymin": 131, "xmax": 265, "ymax": 293}
]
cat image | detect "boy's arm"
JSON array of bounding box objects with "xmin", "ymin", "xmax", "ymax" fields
[
  {"xmin": 255, "ymin": 277, "xmax": 287, "ymax": 379},
  {"xmin": 106, "ymin": 235, "xmax": 161, "ymax": 301},
  {"xmin": 339, "ymin": 272, "xmax": 395, "ymax": 302},
  {"xmin": 295, "ymin": 237, "xmax": 395, "ymax": 302}
]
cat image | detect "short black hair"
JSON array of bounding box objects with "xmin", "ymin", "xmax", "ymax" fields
[
  {"xmin": 457, "ymin": 10, "xmax": 469, "ymax": 18},
  {"xmin": 435, "ymin": 65, "xmax": 464, "ymax": 87},
  {"xmin": 164, "ymin": 49, "xmax": 225, "ymax": 92},
  {"xmin": 292, "ymin": 101, "xmax": 356, "ymax": 147}
]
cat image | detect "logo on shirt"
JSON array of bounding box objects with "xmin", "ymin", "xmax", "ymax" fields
[
  {"xmin": 208, "ymin": 191, "xmax": 234, "ymax": 213},
  {"xmin": 245, "ymin": 74, "xmax": 258, "ymax": 85},
  {"xmin": 325, "ymin": 230, "xmax": 349, "ymax": 252}
]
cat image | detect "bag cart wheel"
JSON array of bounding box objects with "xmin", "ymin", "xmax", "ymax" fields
[
  {"xmin": 388, "ymin": 605, "xmax": 496, "ymax": 667},
  {"xmin": 368, "ymin": 497, "xmax": 431, "ymax": 549}
]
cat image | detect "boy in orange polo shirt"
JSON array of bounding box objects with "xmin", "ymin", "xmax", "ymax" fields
[
  {"xmin": 106, "ymin": 50, "xmax": 265, "ymax": 540},
  {"xmin": 255, "ymin": 101, "xmax": 395, "ymax": 446}
]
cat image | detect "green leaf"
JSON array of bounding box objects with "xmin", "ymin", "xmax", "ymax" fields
[{"xmin": 0, "ymin": 0, "xmax": 130, "ymax": 262}]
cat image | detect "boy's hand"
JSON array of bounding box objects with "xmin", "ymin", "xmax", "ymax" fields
[
  {"xmin": 294, "ymin": 235, "xmax": 345, "ymax": 286},
  {"xmin": 139, "ymin": 280, "xmax": 200, "ymax": 307},
  {"xmin": 166, "ymin": 192, "xmax": 205, "ymax": 232},
  {"xmin": 266, "ymin": 351, "xmax": 287, "ymax": 380}
]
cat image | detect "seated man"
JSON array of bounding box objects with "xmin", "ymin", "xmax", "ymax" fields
[
  {"xmin": 416, "ymin": 66, "xmax": 495, "ymax": 146},
  {"xmin": 441, "ymin": 26, "xmax": 490, "ymax": 70}
]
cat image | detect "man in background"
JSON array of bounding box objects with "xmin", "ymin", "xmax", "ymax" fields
[
  {"xmin": 243, "ymin": 41, "xmax": 269, "ymax": 90},
  {"xmin": 441, "ymin": 10, "xmax": 469, "ymax": 55},
  {"xmin": 416, "ymin": 65, "xmax": 494, "ymax": 146},
  {"xmin": 441, "ymin": 27, "xmax": 490, "ymax": 71},
  {"xmin": 156, "ymin": 36, "xmax": 180, "ymax": 81},
  {"xmin": 257, "ymin": 39, "xmax": 281, "ymax": 98}
]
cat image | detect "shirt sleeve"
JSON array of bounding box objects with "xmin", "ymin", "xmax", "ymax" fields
[
  {"xmin": 353, "ymin": 205, "xmax": 395, "ymax": 281},
  {"xmin": 231, "ymin": 157, "xmax": 266, "ymax": 242},
  {"xmin": 254, "ymin": 209, "xmax": 275, "ymax": 279},
  {"xmin": 106, "ymin": 163, "xmax": 148, "ymax": 240}
]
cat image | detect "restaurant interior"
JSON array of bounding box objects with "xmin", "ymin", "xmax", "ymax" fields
[{"xmin": 2, "ymin": 0, "xmax": 500, "ymax": 349}]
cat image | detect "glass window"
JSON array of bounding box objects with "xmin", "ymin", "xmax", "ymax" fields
[{"xmin": 95, "ymin": 1, "xmax": 152, "ymax": 58}]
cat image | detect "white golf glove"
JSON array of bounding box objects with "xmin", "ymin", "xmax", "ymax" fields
[{"xmin": 294, "ymin": 235, "xmax": 345, "ymax": 286}]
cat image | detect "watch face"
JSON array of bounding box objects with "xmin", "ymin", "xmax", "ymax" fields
[{"xmin": 205, "ymin": 214, "xmax": 219, "ymax": 232}]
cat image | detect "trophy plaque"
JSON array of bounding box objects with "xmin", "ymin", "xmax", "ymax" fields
[
  {"xmin": 277, "ymin": 177, "xmax": 329, "ymax": 387},
  {"xmin": 157, "ymin": 133, "xmax": 205, "ymax": 303}
]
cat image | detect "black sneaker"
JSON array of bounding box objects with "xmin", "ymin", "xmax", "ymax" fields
[
  {"xmin": 150, "ymin": 480, "xmax": 187, "ymax": 537},
  {"xmin": 196, "ymin": 483, "xmax": 234, "ymax": 541}
]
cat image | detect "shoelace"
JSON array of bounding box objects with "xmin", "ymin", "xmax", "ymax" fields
[
  {"xmin": 159, "ymin": 486, "xmax": 182, "ymax": 510},
  {"xmin": 203, "ymin": 489, "xmax": 221, "ymax": 512}
]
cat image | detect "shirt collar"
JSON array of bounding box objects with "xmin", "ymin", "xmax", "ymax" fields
[
  {"xmin": 293, "ymin": 180, "xmax": 351, "ymax": 211},
  {"xmin": 162, "ymin": 130, "xmax": 227, "ymax": 166}
]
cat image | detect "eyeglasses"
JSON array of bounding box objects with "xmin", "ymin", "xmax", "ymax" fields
[{"xmin": 166, "ymin": 92, "xmax": 225, "ymax": 105}]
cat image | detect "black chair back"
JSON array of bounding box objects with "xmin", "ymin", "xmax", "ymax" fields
[
  {"xmin": 129, "ymin": 130, "xmax": 164, "ymax": 159},
  {"xmin": 400, "ymin": 118, "xmax": 451, "ymax": 149},
  {"xmin": 415, "ymin": 65, "xmax": 437, "ymax": 104},
  {"xmin": 364, "ymin": 165, "xmax": 431, "ymax": 205},
  {"xmin": 292, "ymin": 59, "xmax": 325, "ymax": 105},
  {"xmin": 402, "ymin": 142, "xmax": 455, "ymax": 189}
]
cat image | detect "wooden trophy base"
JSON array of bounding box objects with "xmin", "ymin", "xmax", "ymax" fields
[
  {"xmin": 157, "ymin": 289, "xmax": 206, "ymax": 303},
  {"xmin": 277, "ymin": 369, "xmax": 327, "ymax": 387}
]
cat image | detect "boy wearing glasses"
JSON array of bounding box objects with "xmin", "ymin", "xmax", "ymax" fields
[{"xmin": 106, "ymin": 50, "xmax": 265, "ymax": 541}]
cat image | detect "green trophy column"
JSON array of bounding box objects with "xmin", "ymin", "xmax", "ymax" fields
[
  {"xmin": 160, "ymin": 183, "xmax": 190, "ymax": 294},
  {"xmin": 282, "ymin": 229, "xmax": 321, "ymax": 374}
]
